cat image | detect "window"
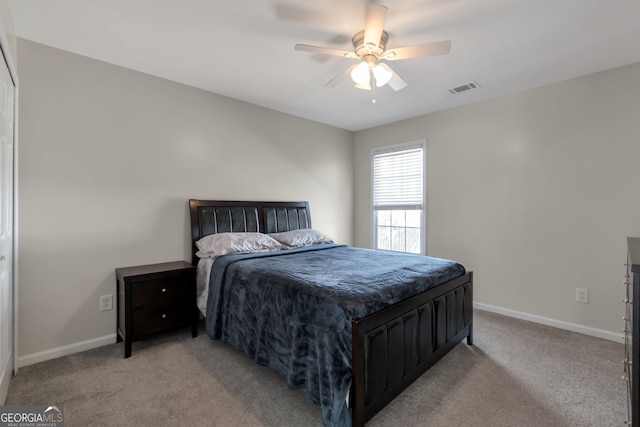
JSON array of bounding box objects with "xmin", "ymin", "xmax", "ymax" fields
[{"xmin": 372, "ymin": 141, "xmax": 425, "ymax": 254}]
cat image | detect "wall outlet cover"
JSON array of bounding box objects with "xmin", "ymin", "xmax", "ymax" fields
[
  {"xmin": 576, "ymin": 288, "xmax": 589, "ymax": 304},
  {"xmin": 100, "ymin": 294, "xmax": 113, "ymax": 311}
]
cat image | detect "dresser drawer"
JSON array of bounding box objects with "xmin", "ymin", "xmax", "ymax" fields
[
  {"xmin": 131, "ymin": 275, "xmax": 191, "ymax": 308},
  {"xmin": 132, "ymin": 299, "xmax": 191, "ymax": 339}
]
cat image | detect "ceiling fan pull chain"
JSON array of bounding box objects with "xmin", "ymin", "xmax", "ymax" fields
[{"xmin": 371, "ymin": 69, "xmax": 377, "ymax": 104}]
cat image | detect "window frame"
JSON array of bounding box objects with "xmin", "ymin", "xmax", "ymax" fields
[{"xmin": 371, "ymin": 140, "xmax": 427, "ymax": 255}]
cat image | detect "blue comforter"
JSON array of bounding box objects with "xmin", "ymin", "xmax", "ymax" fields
[{"xmin": 206, "ymin": 244, "xmax": 465, "ymax": 426}]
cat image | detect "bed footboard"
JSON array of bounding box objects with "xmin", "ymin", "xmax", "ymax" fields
[{"xmin": 351, "ymin": 271, "xmax": 473, "ymax": 427}]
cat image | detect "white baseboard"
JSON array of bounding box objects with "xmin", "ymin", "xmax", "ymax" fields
[
  {"xmin": 17, "ymin": 334, "xmax": 117, "ymax": 368},
  {"xmin": 11, "ymin": 305, "xmax": 624, "ymax": 368},
  {"xmin": 474, "ymin": 302, "xmax": 624, "ymax": 343}
]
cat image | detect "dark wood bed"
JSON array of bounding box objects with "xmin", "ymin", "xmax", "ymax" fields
[{"xmin": 189, "ymin": 199, "xmax": 473, "ymax": 426}]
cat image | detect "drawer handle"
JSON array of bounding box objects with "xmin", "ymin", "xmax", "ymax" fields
[
  {"xmin": 161, "ymin": 288, "xmax": 167, "ymax": 293},
  {"xmin": 162, "ymin": 314, "xmax": 166, "ymax": 319}
]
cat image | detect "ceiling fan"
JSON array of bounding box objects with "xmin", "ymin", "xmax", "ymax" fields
[{"xmin": 294, "ymin": 3, "xmax": 451, "ymax": 100}]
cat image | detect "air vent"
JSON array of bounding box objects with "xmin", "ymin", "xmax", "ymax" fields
[{"xmin": 448, "ymin": 81, "xmax": 480, "ymax": 94}]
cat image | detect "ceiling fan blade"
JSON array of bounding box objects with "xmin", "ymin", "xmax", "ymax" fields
[
  {"xmin": 364, "ymin": 3, "xmax": 388, "ymax": 51},
  {"xmin": 295, "ymin": 44, "xmax": 358, "ymax": 59},
  {"xmin": 383, "ymin": 40, "xmax": 451, "ymax": 60},
  {"xmin": 379, "ymin": 63, "xmax": 408, "ymax": 91},
  {"xmin": 325, "ymin": 64, "xmax": 358, "ymax": 88}
]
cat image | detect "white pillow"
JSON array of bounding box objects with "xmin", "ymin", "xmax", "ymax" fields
[
  {"xmin": 269, "ymin": 229, "xmax": 332, "ymax": 248},
  {"xmin": 195, "ymin": 232, "xmax": 282, "ymax": 258}
]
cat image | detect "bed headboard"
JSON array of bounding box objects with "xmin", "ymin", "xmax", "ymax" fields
[{"xmin": 188, "ymin": 199, "xmax": 312, "ymax": 265}]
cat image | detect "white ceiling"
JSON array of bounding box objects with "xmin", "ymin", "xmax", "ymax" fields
[{"xmin": 8, "ymin": 0, "xmax": 640, "ymax": 131}]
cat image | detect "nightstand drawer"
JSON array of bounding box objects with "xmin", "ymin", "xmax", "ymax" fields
[
  {"xmin": 116, "ymin": 261, "xmax": 198, "ymax": 358},
  {"xmin": 132, "ymin": 300, "xmax": 191, "ymax": 339},
  {"xmin": 131, "ymin": 275, "xmax": 191, "ymax": 308}
]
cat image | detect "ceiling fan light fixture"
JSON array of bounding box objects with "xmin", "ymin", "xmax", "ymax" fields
[
  {"xmin": 373, "ymin": 64, "xmax": 392, "ymax": 87},
  {"xmin": 294, "ymin": 4, "xmax": 450, "ymax": 94},
  {"xmin": 351, "ymin": 62, "xmax": 371, "ymax": 85}
]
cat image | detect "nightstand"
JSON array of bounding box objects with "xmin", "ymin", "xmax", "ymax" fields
[{"xmin": 115, "ymin": 261, "xmax": 198, "ymax": 358}]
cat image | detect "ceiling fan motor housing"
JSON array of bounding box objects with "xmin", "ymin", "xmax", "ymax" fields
[{"xmin": 353, "ymin": 30, "xmax": 388, "ymax": 58}]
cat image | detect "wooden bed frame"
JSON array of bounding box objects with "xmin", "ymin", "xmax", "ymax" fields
[{"xmin": 189, "ymin": 199, "xmax": 473, "ymax": 426}]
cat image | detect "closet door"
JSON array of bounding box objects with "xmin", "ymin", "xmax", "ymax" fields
[{"xmin": 0, "ymin": 47, "xmax": 15, "ymax": 404}]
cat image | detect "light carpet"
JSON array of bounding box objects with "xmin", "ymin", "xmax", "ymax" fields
[{"xmin": 6, "ymin": 310, "xmax": 626, "ymax": 426}]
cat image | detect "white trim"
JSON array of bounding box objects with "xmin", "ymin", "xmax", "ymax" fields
[
  {"xmin": 0, "ymin": 15, "xmax": 17, "ymax": 394},
  {"xmin": 10, "ymin": 75, "xmax": 17, "ymax": 376},
  {"xmin": 474, "ymin": 302, "xmax": 623, "ymax": 343},
  {"xmin": 0, "ymin": 21, "xmax": 17, "ymax": 85},
  {"xmin": 16, "ymin": 334, "xmax": 117, "ymax": 368},
  {"xmin": 371, "ymin": 140, "xmax": 425, "ymax": 156}
]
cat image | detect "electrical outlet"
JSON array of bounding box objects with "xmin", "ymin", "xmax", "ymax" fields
[
  {"xmin": 100, "ymin": 294, "xmax": 113, "ymax": 311},
  {"xmin": 576, "ymin": 288, "xmax": 589, "ymax": 304}
]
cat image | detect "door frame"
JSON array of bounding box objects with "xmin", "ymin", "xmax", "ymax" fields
[{"xmin": 0, "ymin": 16, "xmax": 18, "ymax": 405}]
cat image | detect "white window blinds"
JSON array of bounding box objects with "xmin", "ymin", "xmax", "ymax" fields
[{"xmin": 373, "ymin": 145, "xmax": 424, "ymax": 210}]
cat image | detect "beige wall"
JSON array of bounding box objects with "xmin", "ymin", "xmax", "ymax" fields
[
  {"xmin": 16, "ymin": 32, "xmax": 640, "ymax": 363},
  {"xmin": 17, "ymin": 39, "xmax": 353, "ymax": 362},
  {"xmin": 355, "ymin": 62, "xmax": 640, "ymax": 338}
]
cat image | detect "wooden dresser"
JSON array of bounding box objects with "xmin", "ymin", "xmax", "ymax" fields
[
  {"xmin": 626, "ymin": 237, "xmax": 640, "ymax": 426},
  {"xmin": 116, "ymin": 261, "xmax": 198, "ymax": 358}
]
